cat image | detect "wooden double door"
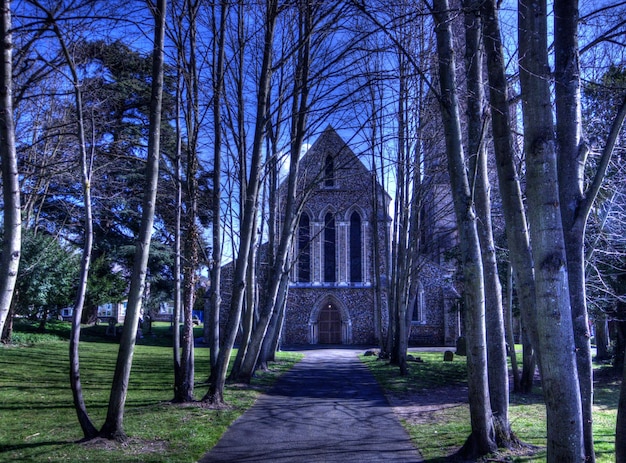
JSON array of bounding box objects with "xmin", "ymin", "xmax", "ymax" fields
[{"xmin": 318, "ymin": 303, "xmax": 342, "ymax": 344}]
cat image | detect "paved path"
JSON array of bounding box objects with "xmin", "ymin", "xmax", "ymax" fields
[{"xmin": 198, "ymin": 348, "xmax": 423, "ymax": 463}]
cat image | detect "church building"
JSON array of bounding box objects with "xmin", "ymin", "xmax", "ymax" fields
[{"xmin": 278, "ymin": 127, "xmax": 460, "ymax": 346}]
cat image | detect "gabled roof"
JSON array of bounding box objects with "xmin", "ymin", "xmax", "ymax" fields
[{"xmin": 292, "ymin": 126, "xmax": 390, "ymax": 203}]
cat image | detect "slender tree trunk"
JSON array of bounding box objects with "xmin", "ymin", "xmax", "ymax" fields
[
  {"xmin": 172, "ymin": 62, "xmax": 182, "ymax": 398},
  {"xmin": 177, "ymin": 0, "xmax": 202, "ymax": 403},
  {"xmin": 553, "ymin": 2, "xmax": 594, "ymax": 460},
  {"xmin": 1, "ymin": 301, "xmax": 14, "ymax": 342},
  {"xmin": 259, "ymin": 289, "xmax": 287, "ymax": 365},
  {"xmin": 178, "ymin": 212, "xmax": 197, "ymax": 402},
  {"xmin": 389, "ymin": 52, "xmax": 411, "ymax": 375},
  {"xmin": 518, "ymin": 0, "xmax": 584, "ymax": 460},
  {"xmin": 505, "ymin": 263, "xmax": 521, "ymax": 392},
  {"xmin": 229, "ymin": 234, "xmax": 258, "ymax": 380},
  {"xmin": 617, "ymin": 340, "xmax": 626, "ymax": 461},
  {"xmin": 208, "ymin": 1, "xmax": 228, "ymax": 377},
  {"xmin": 65, "ymin": 41, "xmax": 98, "ymax": 443},
  {"xmin": 99, "ymin": 0, "xmax": 166, "ymax": 440},
  {"xmin": 0, "ymin": 0, "xmax": 21, "ymax": 343},
  {"xmin": 594, "ymin": 316, "xmax": 610, "ymax": 362},
  {"xmin": 520, "ymin": 329, "xmax": 536, "ymax": 393},
  {"xmin": 432, "ymin": 0, "xmax": 496, "ymax": 456},
  {"xmin": 369, "ymin": 131, "xmax": 386, "ymax": 351},
  {"xmin": 255, "ymin": 132, "xmax": 281, "ymax": 370},
  {"xmin": 463, "ymin": 1, "xmax": 513, "ymax": 446},
  {"xmin": 480, "ymin": 0, "xmax": 539, "ymax": 373}
]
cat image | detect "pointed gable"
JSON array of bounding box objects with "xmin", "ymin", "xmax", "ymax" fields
[{"xmin": 293, "ymin": 126, "xmax": 390, "ymax": 221}]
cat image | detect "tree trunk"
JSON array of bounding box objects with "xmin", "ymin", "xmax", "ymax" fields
[
  {"xmin": 1, "ymin": 301, "xmax": 14, "ymax": 342},
  {"xmin": 208, "ymin": 1, "xmax": 228, "ymax": 377},
  {"xmin": 177, "ymin": 0, "xmax": 202, "ymax": 403},
  {"xmin": 432, "ymin": 0, "xmax": 496, "ymax": 456},
  {"xmin": 370, "ymin": 137, "xmax": 386, "ymax": 352},
  {"xmin": 0, "ymin": 0, "xmax": 21, "ymax": 342},
  {"xmin": 518, "ymin": 0, "xmax": 584, "ymax": 460},
  {"xmin": 65, "ymin": 35, "xmax": 98, "ymax": 443},
  {"xmin": 520, "ymin": 329, "xmax": 536, "ymax": 394},
  {"xmin": 463, "ymin": 1, "xmax": 513, "ymax": 447},
  {"xmin": 389, "ymin": 53, "xmax": 410, "ymax": 375},
  {"xmin": 616, "ymin": 349, "xmax": 626, "ymax": 462},
  {"xmin": 553, "ymin": 1, "xmax": 594, "ymax": 459},
  {"xmin": 505, "ymin": 263, "xmax": 521, "ymax": 393},
  {"xmin": 99, "ymin": 0, "xmax": 166, "ymax": 440},
  {"xmin": 259, "ymin": 292, "xmax": 287, "ymax": 366},
  {"xmin": 178, "ymin": 218, "xmax": 197, "ymax": 402},
  {"xmin": 172, "ymin": 73, "xmax": 182, "ymax": 398},
  {"xmin": 480, "ymin": 0, "xmax": 539, "ymax": 377},
  {"xmin": 594, "ymin": 316, "xmax": 610, "ymax": 362},
  {"xmin": 229, "ymin": 241, "xmax": 258, "ymax": 380},
  {"xmin": 178, "ymin": 148, "xmax": 199, "ymax": 402}
]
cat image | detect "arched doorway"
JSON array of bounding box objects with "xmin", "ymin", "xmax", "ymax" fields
[{"xmin": 318, "ymin": 303, "xmax": 342, "ymax": 344}]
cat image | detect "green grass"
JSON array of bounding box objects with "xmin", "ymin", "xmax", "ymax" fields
[
  {"xmin": 1, "ymin": 321, "xmax": 303, "ymax": 462},
  {"xmin": 362, "ymin": 351, "xmax": 619, "ymax": 462}
]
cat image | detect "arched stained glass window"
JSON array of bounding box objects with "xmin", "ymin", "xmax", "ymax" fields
[
  {"xmin": 349, "ymin": 212, "xmax": 362, "ymax": 282},
  {"xmin": 324, "ymin": 213, "xmax": 336, "ymax": 282},
  {"xmin": 298, "ymin": 213, "xmax": 311, "ymax": 283}
]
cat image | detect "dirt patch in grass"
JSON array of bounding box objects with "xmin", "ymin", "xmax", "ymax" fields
[{"xmin": 80, "ymin": 437, "xmax": 169, "ymax": 455}]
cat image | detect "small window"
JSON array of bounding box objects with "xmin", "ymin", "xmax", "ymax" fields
[{"xmin": 324, "ymin": 155, "xmax": 334, "ymax": 187}]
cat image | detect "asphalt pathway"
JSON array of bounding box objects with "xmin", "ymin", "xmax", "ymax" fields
[{"xmin": 198, "ymin": 348, "xmax": 423, "ymax": 463}]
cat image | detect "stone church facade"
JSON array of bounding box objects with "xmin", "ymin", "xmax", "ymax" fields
[{"xmin": 278, "ymin": 127, "xmax": 460, "ymax": 346}]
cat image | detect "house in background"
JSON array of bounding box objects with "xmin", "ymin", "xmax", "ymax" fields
[{"xmin": 60, "ymin": 300, "xmax": 128, "ymax": 323}]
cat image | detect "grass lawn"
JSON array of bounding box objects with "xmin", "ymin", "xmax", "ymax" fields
[
  {"xmin": 361, "ymin": 350, "xmax": 619, "ymax": 462},
  {"xmin": 1, "ymin": 320, "xmax": 302, "ymax": 463}
]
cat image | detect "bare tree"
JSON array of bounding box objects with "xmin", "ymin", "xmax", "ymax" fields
[
  {"xmin": 554, "ymin": 2, "xmax": 626, "ymax": 460},
  {"xmin": 207, "ymin": 0, "xmax": 228, "ymax": 379},
  {"xmin": 10, "ymin": 0, "xmax": 104, "ymax": 436},
  {"xmin": 384, "ymin": 40, "xmax": 419, "ymax": 373},
  {"xmin": 480, "ymin": 0, "xmax": 538, "ymax": 396},
  {"xmin": 463, "ymin": 0, "xmax": 514, "ymax": 447},
  {"xmin": 100, "ymin": 0, "xmax": 167, "ymax": 441},
  {"xmin": 518, "ymin": 0, "xmax": 584, "ymax": 459},
  {"xmin": 30, "ymin": 0, "xmax": 101, "ymax": 437},
  {"xmin": 432, "ymin": 0, "xmax": 496, "ymax": 456},
  {"xmin": 168, "ymin": 0, "xmax": 202, "ymax": 404},
  {"xmin": 203, "ymin": 0, "xmax": 278, "ymax": 405},
  {"xmin": 171, "ymin": 76, "xmax": 182, "ymax": 397},
  {"xmin": 0, "ymin": 0, "xmax": 21, "ymax": 342}
]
